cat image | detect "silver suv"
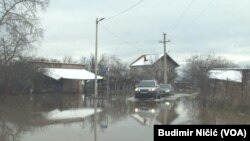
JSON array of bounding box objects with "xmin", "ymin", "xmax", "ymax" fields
[{"xmin": 134, "ymin": 80, "xmax": 160, "ymax": 99}]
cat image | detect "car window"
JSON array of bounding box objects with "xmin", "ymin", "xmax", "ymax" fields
[
  {"xmin": 160, "ymin": 85, "xmax": 171, "ymax": 88},
  {"xmin": 137, "ymin": 81, "xmax": 155, "ymax": 87}
]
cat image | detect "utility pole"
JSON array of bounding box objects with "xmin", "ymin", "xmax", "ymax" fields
[
  {"xmin": 95, "ymin": 17, "xmax": 104, "ymax": 102},
  {"xmin": 159, "ymin": 33, "xmax": 170, "ymax": 84},
  {"xmin": 94, "ymin": 17, "xmax": 104, "ymax": 141}
]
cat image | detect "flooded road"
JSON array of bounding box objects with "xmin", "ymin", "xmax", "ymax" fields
[{"xmin": 0, "ymin": 93, "xmax": 249, "ymax": 141}]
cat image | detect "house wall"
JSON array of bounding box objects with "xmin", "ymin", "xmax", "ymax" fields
[
  {"xmin": 130, "ymin": 58, "xmax": 178, "ymax": 84},
  {"xmin": 153, "ymin": 58, "xmax": 177, "ymax": 84},
  {"xmin": 62, "ymin": 79, "xmax": 83, "ymax": 94},
  {"xmin": 130, "ymin": 65, "xmax": 153, "ymax": 81},
  {"xmin": 34, "ymin": 74, "xmax": 63, "ymax": 93}
]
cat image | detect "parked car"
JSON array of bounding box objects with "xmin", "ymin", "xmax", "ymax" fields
[
  {"xmin": 134, "ymin": 80, "xmax": 160, "ymax": 99},
  {"xmin": 159, "ymin": 84, "xmax": 174, "ymax": 96}
]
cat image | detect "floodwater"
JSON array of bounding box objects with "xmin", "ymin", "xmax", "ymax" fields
[{"xmin": 0, "ymin": 93, "xmax": 249, "ymax": 141}]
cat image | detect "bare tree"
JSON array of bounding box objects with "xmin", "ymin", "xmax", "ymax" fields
[
  {"xmin": 62, "ymin": 55, "xmax": 77, "ymax": 64},
  {"xmin": 80, "ymin": 54, "xmax": 133, "ymax": 91},
  {"xmin": 0, "ymin": 0, "xmax": 49, "ymax": 67},
  {"xmin": 183, "ymin": 53, "xmax": 237, "ymax": 90},
  {"xmin": 80, "ymin": 54, "xmax": 95, "ymax": 71},
  {"xmin": 108, "ymin": 55, "xmax": 131, "ymax": 90},
  {"xmin": 0, "ymin": 0, "xmax": 49, "ymax": 94},
  {"xmin": 50, "ymin": 58, "xmax": 61, "ymax": 63}
]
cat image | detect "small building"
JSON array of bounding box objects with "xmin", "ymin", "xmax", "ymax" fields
[
  {"xmin": 33, "ymin": 62, "xmax": 103, "ymax": 94},
  {"xmin": 130, "ymin": 53, "xmax": 179, "ymax": 84},
  {"xmin": 207, "ymin": 68, "xmax": 250, "ymax": 103},
  {"xmin": 33, "ymin": 61, "xmax": 85, "ymax": 69},
  {"xmin": 208, "ymin": 69, "xmax": 243, "ymax": 83},
  {"xmin": 208, "ymin": 68, "xmax": 250, "ymax": 83}
]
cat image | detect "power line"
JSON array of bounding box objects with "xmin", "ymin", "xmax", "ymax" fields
[
  {"xmin": 177, "ymin": 0, "xmax": 215, "ymax": 53},
  {"xmin": 99, "ymin": 24, "xmax": 147, "ymax": 53},
  {"xmin": 172, "ymin": 0, "xmax": 215, "ymax": 38},
  {"xmin": 105, "ymin": 0, "xmax": 144, "ymax": 21},
  {"xmin": 188, "ymin": 0, "xmax": 215, "ymax": 26},
  {"xmin": 169, "ymin": 0, "xmax": 195, "ymax": 31},
  {"xmin": 100, "ymin": 24, "xmax": 131, "ymax": 44}
]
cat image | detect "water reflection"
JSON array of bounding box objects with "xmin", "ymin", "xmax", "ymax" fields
[
  {"xmin": 129, "ymin": 100, "xmax": 177, "ymax": 125},
  {"xmin": 129, "ymin": 96, "xmax": 250, "ymax": 125},
  {"xmin": 0, "ymin": 93, "xmax": 249, "ymax": 141},
  {"xmin": 170, "ymin": 97, "xmax": 199, "ymax": 124},
  {"xmin": 131, "ymin": 100, "xmax": 161, "ymax": 125},
  {"xmin": 0, "ymin": 95, "xmax": 42, "ymax": 141},
  {"xmin": 0, "ymin": 94, "xmax": 133, "ymax": 141},
  {"xmin": 167, "ymin": 96, "xmax": 250, "ymax": 125}
]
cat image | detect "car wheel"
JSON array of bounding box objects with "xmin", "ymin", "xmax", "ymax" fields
[
  {"xmin": 157, "ymin": 94, "xmax": 161, "ymax": 99},
  {"xmin": 134, "ymin": 94, "xmax": 138, "ymax": 99},
  {"xmin": 154, "ymin": 95, "xmax": 157, "ymax": 99}
]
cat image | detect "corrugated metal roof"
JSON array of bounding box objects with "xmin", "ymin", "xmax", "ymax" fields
[
  {"xmin": 208, "ymin": 70, "xmax": 242, "ymax": 82},
  {"xmin": 44, "ymin": 68, "xmax": 103, "ymax": 80}
]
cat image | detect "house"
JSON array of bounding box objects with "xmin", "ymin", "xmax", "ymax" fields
[
  {"xmin": 130, "ymin": 53, "xmax": 179, "ymax": 84},
  {"xmin": 33, "ymin": 62, "xmax": 103, "ymax": 94}
]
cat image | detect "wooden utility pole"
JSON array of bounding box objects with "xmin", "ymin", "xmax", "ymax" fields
[{"xmin": 159, "ymin": 33, "xmax": 170, "ymax": 84}]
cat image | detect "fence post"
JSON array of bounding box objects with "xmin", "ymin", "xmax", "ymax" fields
[
  {"xmin": 225, "ymin": 78, "xmax": 229, "ymax": 100},
  {"xmin": 213, "ymin": 79, "xmax": 217, "ymax": 97},
  {"xmin": 241, "ymin": 70, "xmax": 244, "ymax": 104}
]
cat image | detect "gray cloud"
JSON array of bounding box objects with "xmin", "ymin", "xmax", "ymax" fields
[{"xmin": 37, "ymin": 0, "xmax": 250, "ymax": 65}]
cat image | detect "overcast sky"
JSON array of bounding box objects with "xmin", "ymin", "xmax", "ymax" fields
[{"xmin": 37, "ymin": 0, "xmax": 250, "ymax": 65}]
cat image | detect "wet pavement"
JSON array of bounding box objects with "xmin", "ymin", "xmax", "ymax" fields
[{"xmin": 0, "ymin": 93, "xmax": 249, "ymax": 141}]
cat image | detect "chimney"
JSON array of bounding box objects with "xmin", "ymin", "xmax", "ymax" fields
[{"xmin": 143, "ymin": 56, "xmax": 148, "ymax": 62}]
